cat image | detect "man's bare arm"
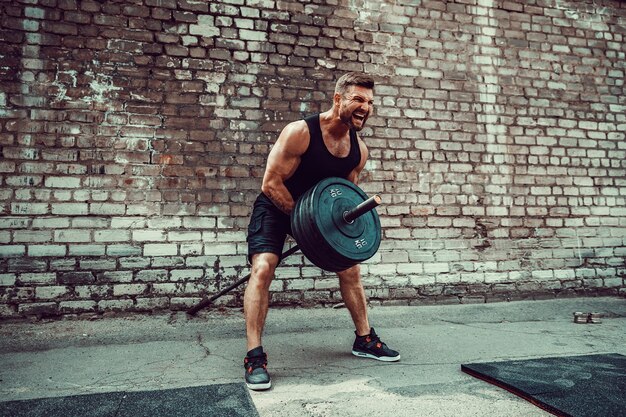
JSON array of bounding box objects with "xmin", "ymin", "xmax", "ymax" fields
[{"xmin": 261, "ymin": 121, "xmax": 310, "ymax": 214}]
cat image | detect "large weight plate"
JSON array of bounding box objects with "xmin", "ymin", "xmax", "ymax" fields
[
  {"xmin": 292, "ymin": 194, "xmax": 330, "ymax": 270},
  {"xmin": 291, "ymin": 177, "xmax": 381, "ymax": 272},
  {"xmin": 314, "ymin": 178, "xmax": 381, "ymax": 262},
  {"xmin": 294, "ymin": 184, "xmax": 350, "ymax": 272}
]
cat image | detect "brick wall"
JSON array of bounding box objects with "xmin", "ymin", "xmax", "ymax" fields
[{"xmin": 1, "ymin": 0, "xmax": 625, "ymax": 318}]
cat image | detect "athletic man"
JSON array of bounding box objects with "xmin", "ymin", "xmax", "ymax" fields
[{"xmin": 244, "ymin": 72, "xmax": 400, "ymax": 391}]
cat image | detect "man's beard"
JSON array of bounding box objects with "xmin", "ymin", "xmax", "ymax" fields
[{"xmin": 340, "ymin": 109, "xmax": 368, "ymax": 131}]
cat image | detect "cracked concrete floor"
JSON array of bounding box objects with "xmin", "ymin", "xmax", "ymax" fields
[{"xmin": 1, "ymin": 297, "xmax": 624, "ymax": 416}]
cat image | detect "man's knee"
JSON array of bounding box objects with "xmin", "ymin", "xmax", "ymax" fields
[
  {"xmin": 337, "ymin": 264, "xmax": 361, "ymax": 284},
  {"xmin": 250, "ymin": 254, "xmax": 279, "ymax": 288}
]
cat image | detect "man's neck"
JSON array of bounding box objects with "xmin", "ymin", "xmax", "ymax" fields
[{"xmin": 319, "ymin": 109, "xmax": 350, "ymax": 140}]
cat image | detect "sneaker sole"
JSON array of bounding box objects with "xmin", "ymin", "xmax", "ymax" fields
[
  {"xmin": 352, "ymin": 350, "xmax": 401, "ymax": 362},
  {"xmin": 246, "ymin": 381, "xmax": 272, "ymax": 391}
]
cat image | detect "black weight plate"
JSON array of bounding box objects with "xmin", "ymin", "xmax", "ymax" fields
[
  {"xmin": 291, "ymin": 180, "xmax": 353, "ymax": 272},
  {"xmin": 311, "ymin": 180, "xmax": 367, "ymax": 271},
  {"xmin": 291, "ymin": 190, "xmax": 329, "ymax": 270},
  {"xmin": 312, "ymin": 178, "xmax": 381, "ymax": 263},
  {"xmin": 291, "ymin": 177, "xmax": 382, "ymax": 272},
  {"xmin": 293, "ymin": 184, "xmax": 345, "ymax": 271}
]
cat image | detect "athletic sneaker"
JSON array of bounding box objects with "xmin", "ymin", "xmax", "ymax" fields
[
  {"xmin": 244, "ymin": 346, "xmax": 271, "ymax": 390},
  {"xmin": 352, "ymin": 327, "xmax": 400, "ymax": 362}
]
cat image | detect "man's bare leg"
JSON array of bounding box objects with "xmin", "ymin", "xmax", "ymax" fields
[
  {"xmin": 338, "ymin": 264, "xmax": 401, "ymax": 361},
  {"xmin": 337, "ymin": 264, "xmax": 371, "ymax": 336},
  {"xmin": 244, "ymin": 252, "xmax": 280, "ymax": 351}
]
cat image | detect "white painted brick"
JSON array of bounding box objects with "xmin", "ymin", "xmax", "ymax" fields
[
  {"xmin": 361, "ymin": 275, "xmax": 384, "ymax": 286},
  {"xmin": 59, "ymin": 301, "xmax": 97, "ymax": 313},
  {"xmin": 106, "ymin": 245, "xmax": 142, "ymax": 256},
  {"xmin": 72, "ymin": 217, "xmax": 108, "ymax": 228},
  {"xmin": 285, "ymin": 278, "xmax": 315, "ymax": 290},
  {"xmin": 168, "ymin": 231, "xmax": 202, "ymax": 241},
  {"xmin": 532, "ymin": 270, "xmax": 555, "ymax": 280},
  {"xmin": 204, "ymin": 243, "xmax": 237, "ymax": 256},
  {"xmin": 69, "ymin": 244, "xmax": 106, "ymax": 256},
  {"xmin": 147, "ymin": 217, "xmax": 182, "ymax": 229},
  {"xmin": 98, "ymin": 299, "xmax": 134, "ymax": 311},
  {"xmin": 368, "ymin": 263, "xmax": 397, "ymax": 275},
  {"xmin": 314, "ymin": 278, "xmax": 339, "ymax": 290},
  {"xmin": 436, "ymin": 274, "xmax": 460, "ymax": 284},
  {"xmin": 0, "ymin": 217, "xmax": 30, "ymax": 229},
  {"xmin": 553, "ymin": 269, "xmax": 576, "ymax": 279},
  {"xmin": 170, "ymin": 269, "xmax": 204, "ymax": 281},
  {"xmin": 0, "ymin": 274, "xmax": 16, "ymax": 286},
  {"xmin": 35, "ymin": 286, "xmax": 68, "ymax": 299},
  {"xmin": 144, "ymin": 244, "xmax": 178, "ymax": 256},
  {"xmin": 90, "ymin": 203, "xmax": 126, "ymax": 215},
  {"xmin": 113, "ymin": 284, "xmax": 147, "ymax": 296},
  {"xmin": 96, "ymin": 271, "xmax": 133, "ymax": 283},
  {"xmin": 423, "ymin": 263, "xmax": 450, "ymax": 274},
  {"xmin": 180, "ymin": 243, "xmax": 202, "ymax": 256},
  {"xmin": 111, "ymin": 217, "xmax": 146, "ymax": 228},
  {"xmin": 484, "ymin": 272, "xmax": 507, "ymax": 283},
  {"xmin": 11, "ymin": 203, "xmax": 48, "ymax": 215},
  {"xmin": 460, "ymin": 272, "xmax": 485, "ymax": 283},
  {"xmin": 215, "ymin": 231, "xmax": 246, "ymax": 242},
  {"xmin": 268, "ymin": 266, "xmax": 296, "ymax": 279},
  {"xmin": 397, "ymin": 263, "xmax": 423, "ymax": 274},
  {"xmin": 135, "ymin": 297, "xmax": 169, "ymax": 309},
  {"xmin": 13, "ymin": 230, "xmax": 52, "ymax": 243},
  {"xmin": 1, "ymin": 232, "xmax": 12, "ymax": 244},
  {"xmin": 0, "ymin": 245, "xmax": 26, "ymax": 256},
  {"xmin": 189, "ymin": 15, "xmax": 220, "ymax": 37},
  {"xmin": 474, "ymin": 262, "xmax": 498, "ymax": 271},
  {"xmin": 51, "ymin": 203, "xmax": 88, "ymax": 215},
  {"xmin": 133, "ymin": 230, "xmax": 167, "ymax": 242},
  {"xmin": 300, "ymin": 267, "xmax": 321, "ymax": 278},
  {"xmin": 266, "ymin": 279, "xmax": 282, "ymax": 292},
  {"xmin": 183, "ymin": 217, "xmax": 217, "ymax": 229},
  {"xmin": 239, "ymin": 29, "xmax": 267, "ymax": 41},
  {"xmin": 32, "ymin": 217, "xmax": 71, "ymax": 228},
  {"xmin": 95, "ymin": 230, "xmax": 131, "ymax": 242},
  {"xmin": 604, "ymin": 278, "xmax": 623, "ymax": 288},
  {"xmin": 28, "ymin": 245, "xmax": 67, "ymax": 257},
  {"xmin": 55, "ymin": 230, "xmax": 91, "ymax": 243},
  {"xmin": 45, "ymin": 176, "xmax": 81, "ymax": 188},
  {"xmin": 152, "ymin": 283, "xmax": 180, "ymax": 295},
  {"xmin": 19, "ymin": 273, "xmax": 56, "ymax": 284}
]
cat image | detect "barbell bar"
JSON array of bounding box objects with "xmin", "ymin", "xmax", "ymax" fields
[{"xmin": 344, "ymin": 194, "xmax": 382, "ymax": 223}]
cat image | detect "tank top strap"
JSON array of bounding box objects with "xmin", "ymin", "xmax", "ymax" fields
[{"xmin": 304, "ymin": 113, "xmax": 322, "ymax": 141}]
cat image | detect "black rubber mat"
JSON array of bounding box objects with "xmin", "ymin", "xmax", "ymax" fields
[
  {"xmin": 0, "ymin": 383, "xmax": 259, "ymax": 417},
  {"xmin": 462, "ymin": 353, "xmax": 626, "ymax": 417}
]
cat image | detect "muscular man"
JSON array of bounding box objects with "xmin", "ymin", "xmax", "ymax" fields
[{"xmin": 243, "ymin": 72, "xmax": 400, "ymax": 391}]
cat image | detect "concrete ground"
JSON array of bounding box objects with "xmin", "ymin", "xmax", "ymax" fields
[{"xmin": 1, "ymin": 297, "xmax": 624, "ymax": 417}]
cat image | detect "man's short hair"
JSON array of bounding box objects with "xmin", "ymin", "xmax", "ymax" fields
[{"xmin": 334, "ymin": 72, "xmax": 375, "ymax": 95}]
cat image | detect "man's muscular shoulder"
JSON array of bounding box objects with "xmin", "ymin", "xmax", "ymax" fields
[{"xmin": 277, "ymin": 119, "xmax": 310, "ymax": 156}]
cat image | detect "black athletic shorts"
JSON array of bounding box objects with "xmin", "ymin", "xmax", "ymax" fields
[{"xmin": 247, "ymin": 193, "xmax": 292, "ymax": 263}]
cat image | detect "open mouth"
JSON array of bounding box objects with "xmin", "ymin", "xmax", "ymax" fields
[{"xmin": 353, "ymin": 113, "xmax": 367, "ymax": 122}]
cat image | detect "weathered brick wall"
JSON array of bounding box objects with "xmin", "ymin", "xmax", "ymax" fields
[{"xmin": 1, "ymin": 0, "xmax": 625, "ymax": 318}]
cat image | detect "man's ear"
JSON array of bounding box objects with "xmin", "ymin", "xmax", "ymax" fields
[{"xmin": 333, "ymin": 92, "xmax": 342, "ymax": 108}]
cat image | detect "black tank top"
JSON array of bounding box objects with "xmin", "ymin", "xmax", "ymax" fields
[{"xmin": 284, "ymin": 113, "xmax": 361, "ymax": 201}]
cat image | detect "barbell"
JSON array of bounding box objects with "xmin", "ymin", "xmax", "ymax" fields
[{"xmin": 187, "ymin": 177, "xmax": 382, "ymax": 315}]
